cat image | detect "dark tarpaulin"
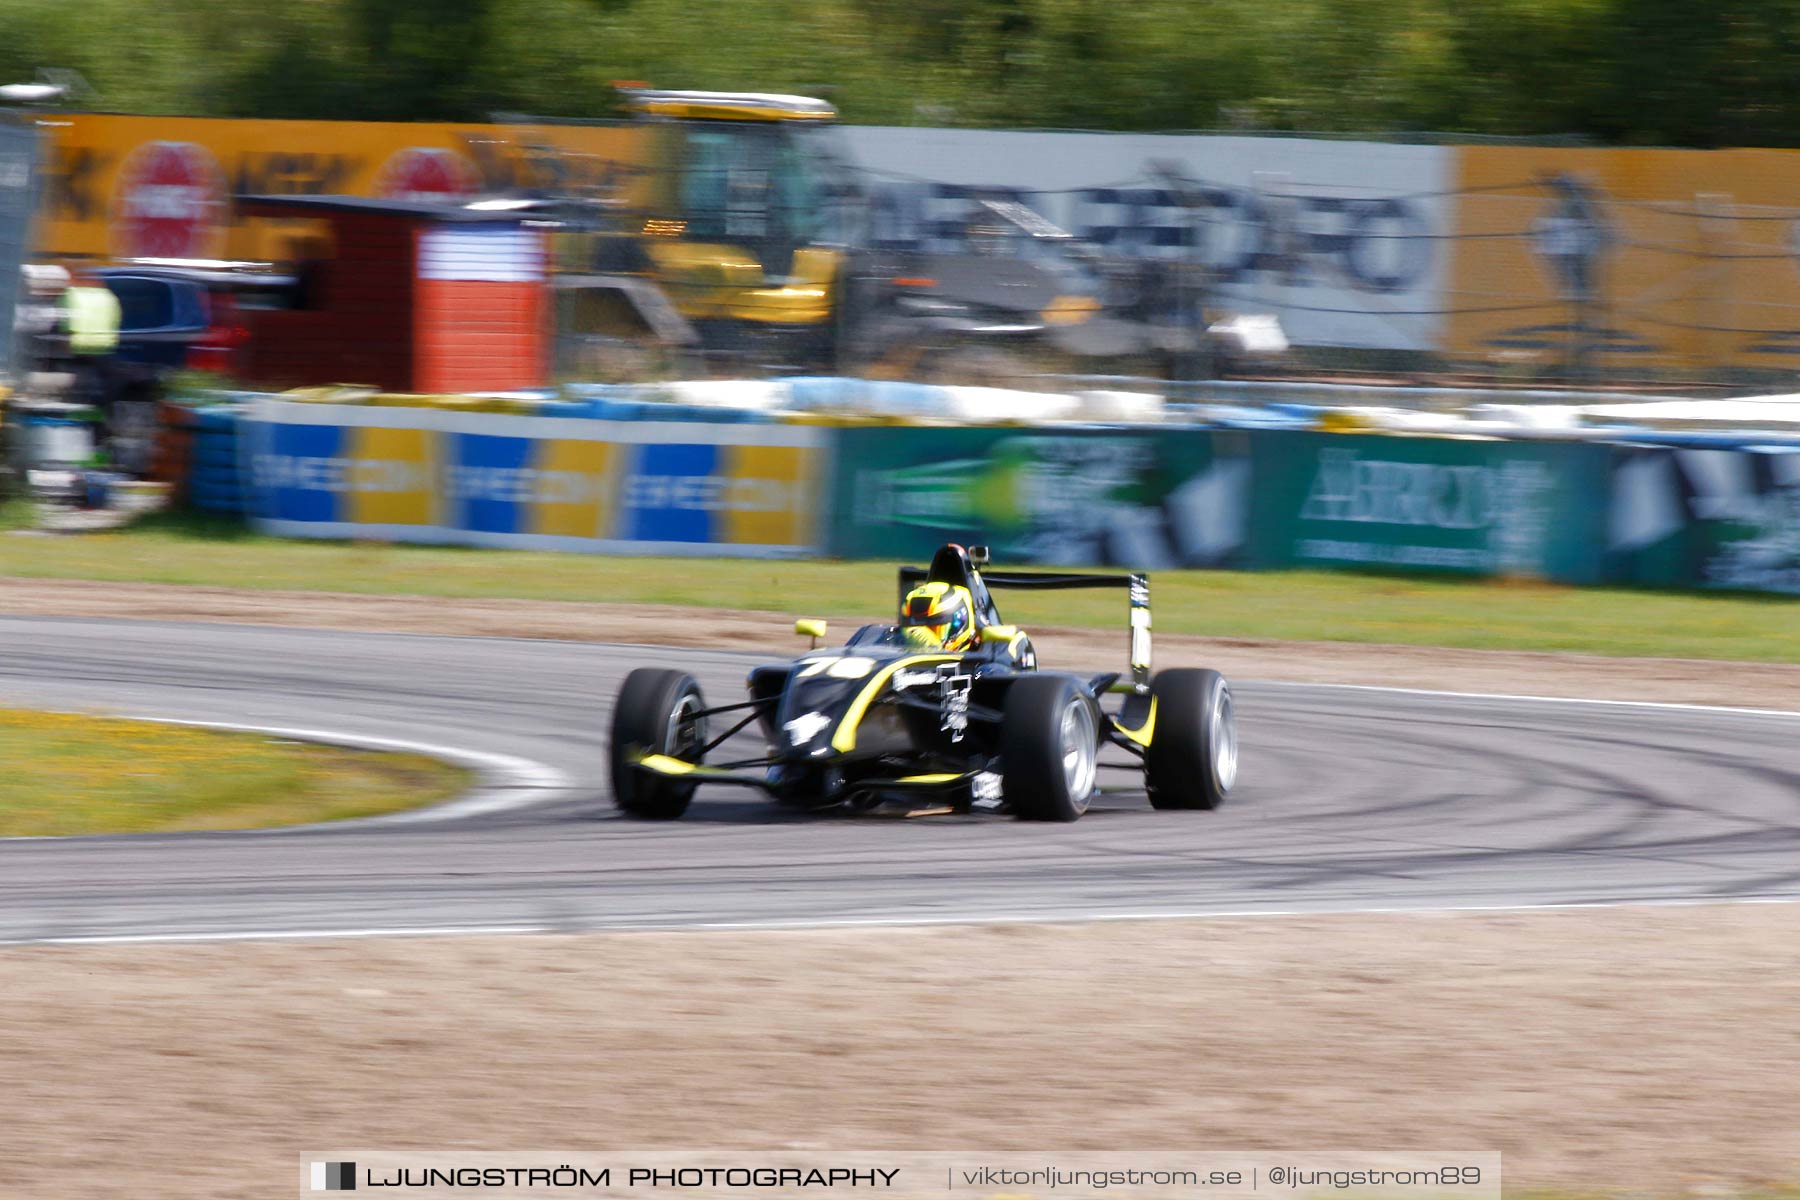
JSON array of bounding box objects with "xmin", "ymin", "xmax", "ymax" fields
[{"xmin": 0, "ymin": 119, "xmax": 41, "ymax": 381}]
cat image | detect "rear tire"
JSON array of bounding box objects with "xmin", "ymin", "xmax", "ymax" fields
[
  {"xmin": 609, "ymin": 668, "xmax": 708, "ymax": 819},
  {"xmin": 1145, "ymin": 668, "xmax": 1236, "ymax": 811},
  {"xmin": 1003, "ymin": 676, "xmax": 1099, "ymax": 822}
]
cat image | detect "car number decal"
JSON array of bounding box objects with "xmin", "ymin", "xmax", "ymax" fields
[{"xmin": 941, "ymin": 672, "xmax": 972, "ymax": 742}]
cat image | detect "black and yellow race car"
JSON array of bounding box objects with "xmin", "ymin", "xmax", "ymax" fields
[{"xmin": 608, "ymin": 544, "xmax": 1237, "ymax": 821}]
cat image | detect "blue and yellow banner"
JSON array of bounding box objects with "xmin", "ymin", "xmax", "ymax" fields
[
  {"xmin": 250, "ymin": 421, "xmax": 440, "ymax": 528},
  {"xmin": 243, "ymin": 402, "xmax": 823, "ymax": 556},
  {"xmin": 445, "ymin": 433, "xmax": 618, "ymax": 540}
]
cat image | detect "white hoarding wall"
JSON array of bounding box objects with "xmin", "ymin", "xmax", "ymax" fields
[{"xmin": 838, "ymin": 128, "xmax": 1453, "ymax": 353}]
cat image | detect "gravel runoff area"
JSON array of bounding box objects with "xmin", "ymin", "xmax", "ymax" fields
[
  {"xmin": 3, "ymin": 578, "xmax": 1796, "ymax": 1197},
  {"xmin": 5, "ymin": 907, "xmax": 1798, "ymax": 1198}
]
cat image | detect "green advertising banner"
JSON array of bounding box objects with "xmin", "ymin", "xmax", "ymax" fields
[
  {"xmin": 1607, "ymin": 445, "xmax": 1800, "ymax": 593},
  {"xmin": 1248, "ymin": 432, "xmax": 1615, "ymax": 583},
  {"xmin": 828, "ymin": 426, "xmax": 1252, "ymax": 568},
  {"xmin": 829, "ymin": 426, "xmax": 1787, "ymax": 591}
]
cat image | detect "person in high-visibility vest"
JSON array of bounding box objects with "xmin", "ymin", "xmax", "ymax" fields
[
  {"xmin": 58, "ymin": 271, "xmax": 126, "ymax": 472},
  {"xmin": 62, "ymin": 274, "xmax": 121, "ymax": 357}
]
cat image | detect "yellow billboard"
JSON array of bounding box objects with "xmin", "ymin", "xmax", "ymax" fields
[
  {"xmin": 1447, "ymin": 145, "xmax": 1800, "ymax": 371},
  {"xmin": 31, "ymin": 113, "xmax": 642, "ymax": 263}
]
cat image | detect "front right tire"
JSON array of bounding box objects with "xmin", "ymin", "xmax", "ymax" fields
[{"xmin": 609, "ymin": 667, "xmax": 708, "ymax": 819}]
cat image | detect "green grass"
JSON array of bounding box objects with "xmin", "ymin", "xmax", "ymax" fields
[
  {"xmin": 0, "ymin": 707, "xmax": 472, "ymax": 836},
  {"xmin": 1, "ymin": 511, "xmax": 1795, "ymax": 663},
  {"xmin": 0, "ymin": 497, "xmax": 40, "ymax": 532}
]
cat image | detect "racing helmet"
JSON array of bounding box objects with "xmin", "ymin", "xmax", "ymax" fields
[{"xmin": 899, "ymin": 581, "xmax": 977, "ymax": 652}]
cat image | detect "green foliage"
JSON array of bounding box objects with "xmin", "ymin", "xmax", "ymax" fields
[{"xmin": 3, "ymin": 0, "xmax": 1799, "ymax": 144}]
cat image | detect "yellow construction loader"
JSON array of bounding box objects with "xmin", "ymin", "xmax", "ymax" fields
[{"xmin": 536, "ymin": 89, "xmax": 1221, "ymax": 378}]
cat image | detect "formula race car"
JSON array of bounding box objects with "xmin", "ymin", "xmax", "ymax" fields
[{"xmin": 607, "ymin": 544, "xmax": 1237, "ymax": 821}]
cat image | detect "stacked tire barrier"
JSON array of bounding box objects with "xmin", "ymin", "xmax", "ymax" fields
[
  {"xmin": 189, "ymin": 409, "xmax": 245, "ymax": 515},
  {"xmin": 175, "ymin": 384, "xmax": 1800, "ymax": 594},
  {"xmin": 158, "ymin": 402, "xmax": 247, "ymax": 515}
]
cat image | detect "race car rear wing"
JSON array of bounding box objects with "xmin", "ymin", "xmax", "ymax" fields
[{"xmin": 898, "ymin": 555, "xmax": 1153, "ymax": 688}]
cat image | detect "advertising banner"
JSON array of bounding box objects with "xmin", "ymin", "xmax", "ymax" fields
[
  {"xmin": 234, "ymin": 400, "xmax": 1798, "ymax": 592},
  {"xmin": 841, "ymin": 128, "xmax": 1455, "ymax": 353},
  {"xmin": 242, "ymin": 401, "xmax": 823, "ymax": 556},
  {"xmin": 34, "ymin": 114, "xmax": 640, "ymax": 263},
  {"xmin": 1247, "ymin": 432, "xmax": 1614, "ymax": 583},
  {"xmin": 827, "ymin": 424, "xmax": 1620, "ymax": 583},
  {"xmin": 1607, "ymin": 445, "xmax": 1800, "ymax": 593},
  {"xmin": 1446, "ymin": 145, "xmax": 1800, "ymax": 371},
  {"xmin": 827, "ymin": 425, "xmax": 1252, "ymax": 568}
]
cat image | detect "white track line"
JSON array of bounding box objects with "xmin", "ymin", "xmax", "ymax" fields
[
  {"xmin": 132, "ymin": 718, "xmax": 574, "ymax": 827},
  {"xmin": 1255, "ymin": 679, "xmax": 1800, "ymax": 721},
  {"xmin": 679, "ymin": 893, "xmax": 1800, "ymax": 931},
  {"xmin": 8, "ymin": 925, "xmax": 552, "ymax": 947},
  {"xmin": 8, "ymin": 894, "xmax": 1800, "ymax": 949},
  {"xmin": 0, "ymin": 712, "xmax": 574, "ymax": 840}
]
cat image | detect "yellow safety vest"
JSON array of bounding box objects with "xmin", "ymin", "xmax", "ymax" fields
[{"xmin": 63, "ymin": 286, "xmax": 121, "ymax": 355}]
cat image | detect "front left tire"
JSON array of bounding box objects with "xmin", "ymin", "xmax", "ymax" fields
[
  {"xmin": 1002, "ymin": 676, "xmax": 1100, "ymax": 822},
  {"xmin": 609, "ymin": 668, "xmax": 708, "ymax": 819}
]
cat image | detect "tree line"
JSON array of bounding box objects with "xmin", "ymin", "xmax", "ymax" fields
[{"xmin": 4, "ymin": 0, "xmax": 1798, "ymax": 147}]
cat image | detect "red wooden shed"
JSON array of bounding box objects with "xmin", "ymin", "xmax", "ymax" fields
[{"xmin": 235, "ymin": 194, "xmax": 548, "ymax": 393}]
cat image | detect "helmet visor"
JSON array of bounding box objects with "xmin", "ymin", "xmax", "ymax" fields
[{"xmin": 899, "ymin": 588, "xmax": 971, "ymax": 647}]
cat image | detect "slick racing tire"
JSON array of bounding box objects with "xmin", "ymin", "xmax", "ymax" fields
[
  {"xmin": 1002, "ymin": 676, "xmax": 1100, "ymax": 822},
  {"xmin": 1144, "ymin": 668, "xmax": 1237, "ymax": 811},
  {"xmin": 609, "ymin": 668, "xmax": 708, "ymax": 820}
]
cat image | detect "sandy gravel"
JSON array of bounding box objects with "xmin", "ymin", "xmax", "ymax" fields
[
  {"xmin": 3, "ymin": 576, "xmax": 1797, "ymax": 711},
  {"xmin": 4, "ymin": 906, "xmax": 1798, "ymax": 1198}
]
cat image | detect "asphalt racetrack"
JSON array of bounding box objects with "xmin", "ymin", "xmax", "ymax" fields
[{"xmin": 2, "ymin": 615, "xmax": 1797, "ymax": 943}]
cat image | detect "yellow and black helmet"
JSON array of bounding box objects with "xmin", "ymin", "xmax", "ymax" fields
[{"xmin": 899, "ymin": 581, "xmax": 977, "ymax": 652}]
